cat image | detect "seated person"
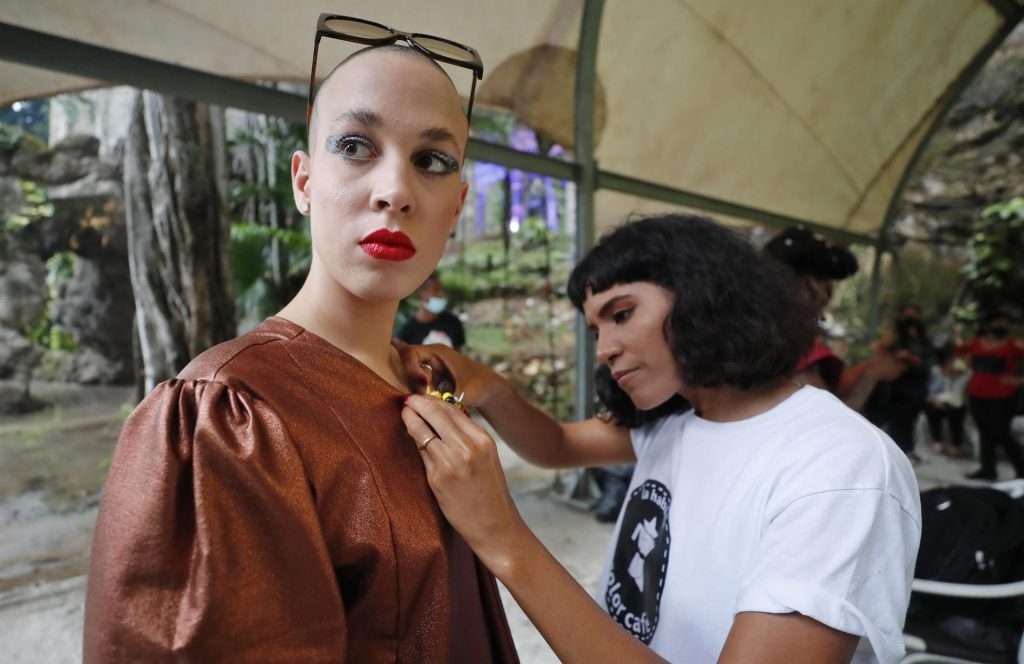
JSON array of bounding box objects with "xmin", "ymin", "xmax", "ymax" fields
[{"xmin": 397, "ymin": 272, "xmax": 466, "ymax": 350}]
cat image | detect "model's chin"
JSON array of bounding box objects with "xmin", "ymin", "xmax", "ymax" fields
[{"xmin": 322, "ymin": 263, "xmax": 423, "ymax": 303}]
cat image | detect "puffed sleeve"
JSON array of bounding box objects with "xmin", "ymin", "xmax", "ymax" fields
[{"xmin": 83, "ymin": 379, "xmax": 345, "ymax": 662}]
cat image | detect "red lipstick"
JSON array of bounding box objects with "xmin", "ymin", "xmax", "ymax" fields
[{"xmin": 359, "ymin": 229, "xmax": 416, "ymax": 261}]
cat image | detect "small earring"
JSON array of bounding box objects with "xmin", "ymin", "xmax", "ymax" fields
[{"xmin": 300, "ymin": 202, "xmax": 310, "ymax": 215}]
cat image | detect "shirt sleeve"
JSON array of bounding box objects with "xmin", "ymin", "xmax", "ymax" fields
[
  {"xmin": 83, "ymin": 379, "xmax": 345, "ymax": 662},
  {"xmin": 734, "ymin": 440, "xmax": 921, "ymax": 664}
]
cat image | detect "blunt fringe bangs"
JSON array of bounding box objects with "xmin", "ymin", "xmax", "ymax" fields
[{"xmin": 569, "ymin": 214, "xmax": 819, "ymax": 404}]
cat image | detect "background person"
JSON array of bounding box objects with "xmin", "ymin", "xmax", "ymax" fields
[
  {"xmin": 397, "ymin": 272, "xmax": 466, "ymax": 350},
  {"xmin": 957, "ymin": 309, "xmax": 1024, "ymax": 480},
  {"xmin": 761, "ymin": 225, "xmax": 904, "ymax": 412},
  {"xmin": 763, "ymin": 225, "xmax": 858, "ymax": 393},
  {"xmin": 862, "ymin": 305, "xmax": 933, "ymax": 464},
  {"xmin": 924, "ymin": 346, "xmax": 970, "ymax": 458}
]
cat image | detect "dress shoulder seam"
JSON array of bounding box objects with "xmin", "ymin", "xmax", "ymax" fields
[{"xmin": 202, "ymin": 335, "xmax": 295, "ymax": 384}]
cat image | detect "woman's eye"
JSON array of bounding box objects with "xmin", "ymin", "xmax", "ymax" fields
[
  {"xmin": 327, "ymin": 135, "xmax": 375, "ymax": 160},
  {"xmin": 612, "ymin": 308, "xmax": 633, "ymax": 324},
  {"xmin": 414, "ymin": 150, "xmax": 460, "ymax": 175}
]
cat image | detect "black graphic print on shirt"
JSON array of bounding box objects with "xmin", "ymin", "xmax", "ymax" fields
[{"xmin": 605, "ymin": 479, "xmax": 672, "ymax": 644}]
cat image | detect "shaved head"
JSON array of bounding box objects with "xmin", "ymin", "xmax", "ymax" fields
[{"xmin": 308, "ymin": 45, "xmax": 466, "ymax": 149}]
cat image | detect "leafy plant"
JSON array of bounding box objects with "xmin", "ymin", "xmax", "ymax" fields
[
  {"xmin": 961, "ymin": 197, "xmax": 1024, "ymax": 315},
  {"xmin": 2, "ymin": 180, "xmax": 54, "ymax": 232},
  {"xmin": 229, "ymin": 221, "xmax": 311, "ymax": 324},
  {"xmin": 25, "ymin": 251, "xmax": 78, "ymax": 352}
]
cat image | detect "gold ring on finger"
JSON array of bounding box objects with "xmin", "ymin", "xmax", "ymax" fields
[{"xmin": 418, "ymin": 434, "xmax": 439, "ymax": 451}]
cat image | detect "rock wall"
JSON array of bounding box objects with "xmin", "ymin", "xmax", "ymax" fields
[
  {"xmin": 897, "ymin": 24, "xmax": 1024, "ymax": 244},
  {"xmin": 1, "ymin": 115, "xmax": 132, "ymax": 386}
]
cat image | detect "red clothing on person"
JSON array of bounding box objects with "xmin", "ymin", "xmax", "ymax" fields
[
  {"xmin": 797, "ymin": 339, "xmax": 845, "ymax": 392},
  {"xmin": 957, "ymin": 338, "xmax": 1024, "ymax": 399}
]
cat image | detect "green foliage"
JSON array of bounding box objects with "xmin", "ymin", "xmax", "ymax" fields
[
  {"xmin": 226, "ymin": 116, "xmax": 311, "ymax": 325},
  {"xmin": 227, "ymin": 119, "xmax": 306, "ymax": 212},
  {"xmin": 229, "ymin": 221, "xmax": 311, "ymax": 321},
  {"xmin": 470, "ymin": 108, "xmax": 517, "ymax": 141},
  {"xmin": 0, "ymin": 122, "xmax": 21, "ymax": 151},
  {"xmin": 439, "ymin": 226, "xmax": 572, "ymax": 302},
  {"xmin": 830, "ymin": 245, "xmax": 963, "ymax": 358},
  {"xmin": 25, "ymin": 252, "xmax": 78, "ymax": 352},
  {"xmin": 962, "ymin": 197, "xmax": 1024, "ymax": 313},
  {"xmin": 2, "ymin": 180, "xmax": 54, "ymax": 232},
  {"xmin": 0, "ymin": 119, "xmax": 46, "ymax": 152},
  {"xmin": 432, "ymin": 218, "xmax": 576, "ymax": 419}
]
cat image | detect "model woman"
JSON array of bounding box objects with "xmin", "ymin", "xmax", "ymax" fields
[{"xmin": 84, "ymin": 16, "xmax": 517, "ymax": 663}]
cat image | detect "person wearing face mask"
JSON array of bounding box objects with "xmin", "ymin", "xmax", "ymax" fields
[
  {"xmin": 83, "ymin": 18, "xmax": 518, "ymax": 663},
  {"xmin": 956, "ymin": 310, "xmax": 1024, "ymax": 481},
  {"xmin": 397, "ymin": 272, "xmax": 466, "ymax": 350},
  {"xmin": 399, "ymin": 215, "xmax": 920, "ymax": 664},
  {"xmin": 861, "ymin": 305, "xmax": 933, "ymax": 464}
]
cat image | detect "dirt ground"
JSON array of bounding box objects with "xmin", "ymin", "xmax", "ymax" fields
[{"xmin": 0, "ymin": 381, "xmax": 132, "ymax": 593}]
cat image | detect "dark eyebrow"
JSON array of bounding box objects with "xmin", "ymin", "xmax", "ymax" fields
[
  {"xmin": 598, "ymin": 295, "xmax": 631, "ymax": 320},
  {"xmin": 332, "ymin": 109, "xmax": 382, "ymax": 128},
  {"xmin": 586, "ymin": 294, "xmax": 631, "ymax": 327}
]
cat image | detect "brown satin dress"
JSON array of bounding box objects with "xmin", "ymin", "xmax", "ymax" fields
[{"xmin": 83, "ymin": 317, "xmax": 519, "ymax": 663}]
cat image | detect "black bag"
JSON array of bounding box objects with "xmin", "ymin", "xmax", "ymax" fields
[
  {"xmin": 914, "ymin": 487, "xmax": 1024, "ymax": 584},
  {"xmin": 906, "ymin": 487, "xmax": 1024, "ymax": 662}
]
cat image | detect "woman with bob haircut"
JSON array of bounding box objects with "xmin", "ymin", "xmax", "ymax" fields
[
  {"xmin": 84, "ymin": 16, "xmax": 518, "ymax": 663},
  {"xmin": 400, "ymin": 214, "xmax": 921, "ymax": 663}
]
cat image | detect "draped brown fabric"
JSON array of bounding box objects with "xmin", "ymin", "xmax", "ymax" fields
[{"xmin": 83, "ymin": 317, "xmax": 519, "ymax": 663}]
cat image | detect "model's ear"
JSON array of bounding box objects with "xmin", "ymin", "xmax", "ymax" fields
[{"xmin": 291, "ymin": 150, "xmax": 312, "ymax": 215}]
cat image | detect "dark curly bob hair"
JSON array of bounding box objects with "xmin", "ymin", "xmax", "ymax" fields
[{"xmin": 568, "ymin": 214, "xmax": 819, "ymax": 425}]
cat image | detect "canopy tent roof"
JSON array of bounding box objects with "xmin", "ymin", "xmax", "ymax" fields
[{"xmin": 1, "ymin": 0, "xmax": 1021, "ymax": 245}]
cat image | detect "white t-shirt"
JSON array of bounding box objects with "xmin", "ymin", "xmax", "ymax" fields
[{"xmin": 600, "ymin": 386, "xmax": 921, "ymax": 663}]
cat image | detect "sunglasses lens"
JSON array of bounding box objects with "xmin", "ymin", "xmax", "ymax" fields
[
  {"xmin": 323, "ymin": 18, "xmax": 394, "ymax": 40},
  {"xmin": 413, "ymin": 36, "xmax": 475, "ymax": 64}
]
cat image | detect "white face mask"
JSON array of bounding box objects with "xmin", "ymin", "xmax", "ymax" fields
[{"xmin": 425, "ymin": 297, "xmax": 448, "ymax": 314}]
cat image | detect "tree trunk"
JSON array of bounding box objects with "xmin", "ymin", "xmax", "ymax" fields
[{"xmin": 123, "ymin": 91, "xmax": 235, "ymax": 393}]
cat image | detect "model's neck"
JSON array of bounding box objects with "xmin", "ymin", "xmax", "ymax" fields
[
  {"xmin": 277, "ymin": 265, "xmax": 405, "ymax": 390},
  {"xmin": 686, "ymin": 379, "xmax": 800, "ymax": 423}
]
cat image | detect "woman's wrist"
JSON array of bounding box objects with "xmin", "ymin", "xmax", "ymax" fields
[
  {"xmin": 473, "ymin": 514, "xmax": 535, "ymax": 585},
  {"xmin": 474, "ymin": 372, "xmax": 515, "ymax": 413}
]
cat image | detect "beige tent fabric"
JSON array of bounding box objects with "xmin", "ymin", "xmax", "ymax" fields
[
  {"xmin": 0, "ymin": 0, "xmax": 1012, "ymax": 237},
  {"xmin": 592, "ymin": 0, "xmax": 1001, "ymax": 235}
]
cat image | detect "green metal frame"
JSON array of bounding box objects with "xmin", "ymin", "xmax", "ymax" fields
[{"xmin": 572, "ymin": 0, "xmax": 604, "ymax": 419}]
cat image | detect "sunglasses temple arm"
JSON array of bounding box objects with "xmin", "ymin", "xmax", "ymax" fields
[
  {"xmin": 306, "ymin": 36, "xmax": 322, "ymax": 129},
  {"xmin": 466, "ymin": 75, "xmax": 478, "ymax": 123}
]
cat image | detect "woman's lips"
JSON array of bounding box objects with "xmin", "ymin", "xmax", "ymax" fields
[{"xmin": 359, "ymin": 229, "xmax": 416, "ymax": 262}]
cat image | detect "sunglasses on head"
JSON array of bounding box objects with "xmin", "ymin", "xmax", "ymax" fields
[{"xmin": 306, "ymin": 14, "xmax": 484, "ymax": 129}]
